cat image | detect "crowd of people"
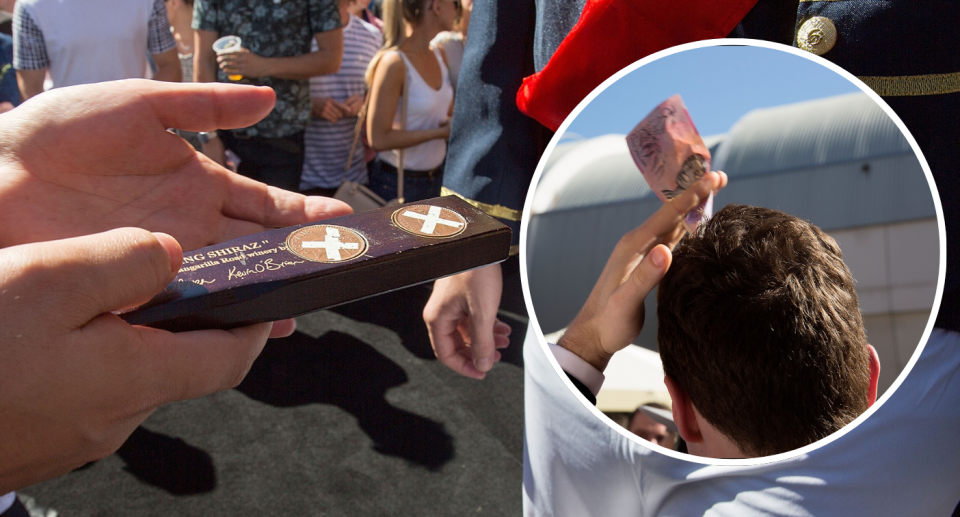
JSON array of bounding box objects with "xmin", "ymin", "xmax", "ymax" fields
[
  {"xmin": 2, "ymin": 0, "xmax": 959, "ymax": 515},
  {"xmin": 0, "ymin": 1, "xmax": 477, "ymax": 515},
  {"xmin": 1, "ymin": 0, "xmax": 468, "ymax": 201}
]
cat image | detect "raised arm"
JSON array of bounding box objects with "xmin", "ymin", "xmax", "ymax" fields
[{"xmin": 557, "ymin": 171, "xmax": 727, "ymax": 372}]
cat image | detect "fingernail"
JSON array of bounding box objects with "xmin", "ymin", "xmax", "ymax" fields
[
  {"xmin": 475, "ymin": 357, "xmax": 493, "ymax": 372},
  {"xmin": 152, "ymin": 232, "xmax": 183, "ymax": 274},
  {"xmin": 650, "ymin": 246, "xmax": 666, "ymax": 268}
]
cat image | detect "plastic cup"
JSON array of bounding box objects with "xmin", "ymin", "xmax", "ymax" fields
[{"xmin": 213, "ymin": 35, "xmax": 244, "ymax": 81}]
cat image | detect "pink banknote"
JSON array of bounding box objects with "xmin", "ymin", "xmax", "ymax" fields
[{"xmin": 626, "ymin": 94, "xmax": 713, "ymax": 232}]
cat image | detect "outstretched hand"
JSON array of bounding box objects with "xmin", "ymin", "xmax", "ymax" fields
[
  {"xmin": 558, "ymin": 171, "xmax": 727, "ymax": 372},
  {"xmin": 0, "ymin": 79, "xmax": 352, "ymax": 251},
  {"xmin": 424, "ymin": 264, "xmax": 512, "ymax": 379},
  {"xmin": 0, "ymin": 80, "xmax": 361, "ymax": 492}
]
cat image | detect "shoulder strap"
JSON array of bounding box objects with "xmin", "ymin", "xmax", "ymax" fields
[
  {"xmin": 397, "ymin": 53, "xmax": 408, "ymax": 204},
  {"xmin": 345, "ymin": 95, "xmax": 369, "ymax": 173},
  {"xmin": 345, "ymin": 51, "xmax": 408, "ymax": 204},
  {"xmin": 345, "ymin": 50, "xmax": 405, "ymax": 171}
]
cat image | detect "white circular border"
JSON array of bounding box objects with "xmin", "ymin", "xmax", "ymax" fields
[{"xmin": 518, "ymin": 38, "xmax": 946, "ymax": 467}]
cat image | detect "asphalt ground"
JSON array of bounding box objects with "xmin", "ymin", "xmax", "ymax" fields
[{"xmin": 21, "ymin": 258, "xmax": 527, "ymax": 516}]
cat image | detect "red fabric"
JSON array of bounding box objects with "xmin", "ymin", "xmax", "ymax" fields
[{"xmin": 517, "ymin": 0, "xmax": 759, "ymax": 131}]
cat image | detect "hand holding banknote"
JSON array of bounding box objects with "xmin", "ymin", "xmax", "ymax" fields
[
  {"xmin": 626, "ymin": 94, "xmax": 713, "ymax": 232},
  {"xmin": 558, "ymin": 95, "xmax": 724, "ymax": 371},
  {"xmin": 558, "ymin": 171, "xmax": 727, "ymax": 372}
]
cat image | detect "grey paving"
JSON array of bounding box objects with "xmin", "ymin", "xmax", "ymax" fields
[{"xmin": 21, "ymin": 260, "xmax": 526, "ymax": 516}]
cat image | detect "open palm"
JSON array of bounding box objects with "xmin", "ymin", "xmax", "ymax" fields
[{"xmin": 0, "ymin": 79, "xmax": 351, "ymax": 250}]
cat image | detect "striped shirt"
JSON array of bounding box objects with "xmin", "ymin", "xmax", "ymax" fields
[{"xmin": 300, "ymin": 14, "xmax": 382, "ymax": 190}]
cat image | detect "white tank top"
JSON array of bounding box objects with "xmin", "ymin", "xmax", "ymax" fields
[{"xmin": 377, "ymin": 47, "xmax": 454, "ymax": 171}]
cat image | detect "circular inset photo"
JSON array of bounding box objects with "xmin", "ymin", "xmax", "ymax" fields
[{"xmin": 521, "ymin": 42, "xmax": 943, "ymax": 463}]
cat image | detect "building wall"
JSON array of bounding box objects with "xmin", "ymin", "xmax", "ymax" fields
[
  {"xmin": 829, "ymin": 218, "xmax": 939, "ymax": 393},
  {"xmin": 528, "ymin": 213, "xmax": 939, "ymax": 399}
]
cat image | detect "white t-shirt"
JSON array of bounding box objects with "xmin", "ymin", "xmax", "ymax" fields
[
  {"xmin": 13, "ymin": 0, "xmax": 175, "ymax": 88},
  {"xmin": 523, "ymin": 327, "xmax": 960, "ymax": 516}
]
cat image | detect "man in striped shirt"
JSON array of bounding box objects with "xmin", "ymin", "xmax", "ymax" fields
[{"xmin": 300, "ymin": 0, "xmax": 382, "ymax": 197}]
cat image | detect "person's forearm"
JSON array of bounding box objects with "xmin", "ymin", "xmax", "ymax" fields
[
  {"xmin": 556, "ymin": 331, "xmax": 614, "ymax": 373},
  {"xmin": 259, "ymin": 50, "xmax": 342, "ymax": 80},
  {"xmin": 194, "ymin": 31, "xmax": 219, "ymax": 83},
  {"xmin": 16, "ymin": 69, "xmax": 45, "ymax": 100},
  {"xmin": 368, "ymin": 127, "xmax": 448, "ymax": 152},
  {"xmin": 18, "ymin": 82, "xmax": 45, "ymax": 101},
  {"xmin": 196, "ymin": 57, "xmax": 217, "ymax": 83},
  {"xmin": 153, "ymin": 60, "xmax": 183, "ymax": 83}
]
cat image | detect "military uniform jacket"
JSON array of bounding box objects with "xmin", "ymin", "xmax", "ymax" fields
[{"xmin": 450, "ymin": 0, "xmax": 960, "ymax": 287}]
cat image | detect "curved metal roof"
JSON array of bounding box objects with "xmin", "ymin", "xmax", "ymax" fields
[
  {"xmin": 532, "ymin": 135, "xmax": 652, "ymax": 213},
  {"xmin": 712, "ymin": 92, "xmax": 913, "ymax": 177},
  {"xmin": 537, "ymin": 93, "xmax": 930, "ymax": 228},
  {"xmin": 535, "ymin": 134, "xmax": 729, "ymax": 214},
  {"xmin": 528, "ymin": 92, "xmax": 935, "ymax": 339}
]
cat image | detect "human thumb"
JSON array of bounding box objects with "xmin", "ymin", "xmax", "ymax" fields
[
  {"xmin": 18, "ymin": 228, "xmax": 182, "ymax": 326},
  {"xmin": 470, "ymin": 317, "xmax": 499, "ymax": 374}
]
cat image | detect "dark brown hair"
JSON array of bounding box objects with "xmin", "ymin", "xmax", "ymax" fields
[{"xmin": 657, "ymin": 204, "xmax": 871, "ymax": 457}]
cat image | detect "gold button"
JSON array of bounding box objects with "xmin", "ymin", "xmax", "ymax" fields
[{"xmin": 797, "ymin": 16, "xmax": 837, "ymax": 56}]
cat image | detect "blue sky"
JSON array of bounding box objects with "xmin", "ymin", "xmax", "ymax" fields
[{"xmin": 563, "ymin": 45, "xmax": 861, "ymax": 140}]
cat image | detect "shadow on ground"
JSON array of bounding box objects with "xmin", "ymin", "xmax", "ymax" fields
[
  {"xmin": 24, "ymin": 267, "xmax": 525, "ymax": 515},
  {"xmin": 116, "ymin": 427, "xmax": 217, "ymax": 495},
  {"xmin": 236, "ymin": 330, "xmax": 455, "ymax": 470}
]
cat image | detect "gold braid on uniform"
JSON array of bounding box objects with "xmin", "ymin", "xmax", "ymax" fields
[
  {"xmin": 440, "ymin": 188, "xmax": 522, "ymax": 256},
  {"xmin": 440, "ymin": 187, "xmax": 523, "ymax": 221},
  {"xmin": 858, "ymin": 72, "xmax": 960, "ymax": 97}
]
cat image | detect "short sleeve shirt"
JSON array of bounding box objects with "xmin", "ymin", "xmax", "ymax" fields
[
  {"xmin": 193, "ymin": 0, "xmax": 341, "ymax": 138},
  {"xmin": 13, "ymin": 0, "xmax": 175, "ymax": 88}
]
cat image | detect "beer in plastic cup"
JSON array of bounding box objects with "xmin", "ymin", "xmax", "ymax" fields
[{"xmin": 212, "ymin": 35, "xmax": 243, "ymax": 81}]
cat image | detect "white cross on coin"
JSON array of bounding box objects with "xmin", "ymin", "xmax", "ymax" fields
[
  {"xmin": 402, "ymin": 206, "xmax": 464, "ymax": 234},
  {"xmin": 302, "ymin": 227, "xmax": 360, "ymax": 261}
]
